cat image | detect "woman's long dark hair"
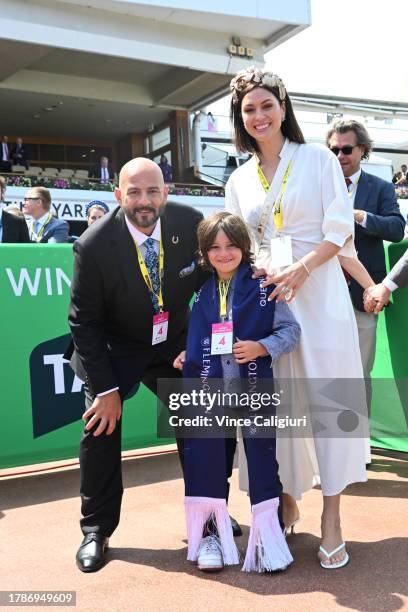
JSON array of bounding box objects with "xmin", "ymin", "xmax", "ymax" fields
[{"xmin": 231, "ymin": 82, "xmax": 305, "ymax": 154}]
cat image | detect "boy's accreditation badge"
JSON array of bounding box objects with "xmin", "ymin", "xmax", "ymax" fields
[
  {"xmin": 152, "ymin": 311, "xmax": 169, "ymax": 345},
  {"xmin": 269, "ymin": 235, "xmax": 293, "ymax": 269},
  {"xmin": 211, "ymin": 321, "xmax": 233, "ymax": 355}
]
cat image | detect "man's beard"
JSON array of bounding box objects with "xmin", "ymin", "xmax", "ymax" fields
[{"xmin": 124, "ymin": 202, "xmax": 165, "ymax": 228}]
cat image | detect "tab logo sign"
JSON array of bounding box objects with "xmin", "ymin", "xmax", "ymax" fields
[
  {"xmin": 30, "ymin": 334, "xmax": 85, "ymax": 437},
  {"xmin": 29, "ymin": 334, "xmax": 139, "ymax": 438}
]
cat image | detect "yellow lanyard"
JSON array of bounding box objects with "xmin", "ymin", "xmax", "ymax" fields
[
  {"xmin": 218, "ymin": 278, "xmax": 232, "ymax": 319},
  {"xmin": 30, "ymin": 213, "xmax": 52, "ymax": 242},
  {"xmin": 257, "ymin": 161, "xmax": 293, "ymax": 230},
  {"xmin": 135, "ymin": 237, "xmax": 165, "ymax": 312}
]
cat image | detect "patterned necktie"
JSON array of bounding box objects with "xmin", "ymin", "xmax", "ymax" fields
[
  {"xmin": 144, "ymin": 237, "xmax": 160, "ymax": 313},
  {"xmin": 345, "ymin": 177, "xmax": 352, "ymax": 190},
  {"xmin": 33, "ymin": 220, "xmax": 41, "ymax": 240}
]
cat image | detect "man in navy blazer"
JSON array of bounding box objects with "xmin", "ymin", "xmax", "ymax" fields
[
  {"xmin": 90, "ymin": 156, "xmax": 115, "ymax": 184},
  {"xmin": 23, "ymin": 186, "xmax": 68, "ymax": 243},
  {"xmin": 11, "ymin": 137, "xmax": 29, "ymax": 169},
  {"xmin": 327, "ymin": 119, "xmax": 405, "ymax": 395}
]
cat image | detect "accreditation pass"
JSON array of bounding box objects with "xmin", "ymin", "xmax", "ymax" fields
[
  {"xmin": 211, "ymin": 321, "xmax": 233, "ymax": 355},
  {"xmin": 152, "ymin": 311, "xmax": 169, "ymax": 345},
  {"xmin": 269, "ymin": 235, "xmax": 293, "ymax": 268}
]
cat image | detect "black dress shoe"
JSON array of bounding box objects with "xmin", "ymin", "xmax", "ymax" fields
[
  {"xmin": 76, "ymin": 533, "xmax": 109, "ymax": 573},
  {"xmin": 230, "ymin": 516, "xmax": 242, "ymax": 537}
]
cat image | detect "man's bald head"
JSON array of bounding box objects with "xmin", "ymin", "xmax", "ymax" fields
[
  {"xmin": 119, "ymin": 158, "xmax": 164, "ymax": 190},
  {"xmin": 115, "ymin": 157, "xmax": 168, "ymax": 234}
]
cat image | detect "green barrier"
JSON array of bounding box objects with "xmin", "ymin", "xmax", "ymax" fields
[
  {"xmin": 0, "ymin": 245, "xmax": 173, "ymax": 469},
  {"xmin": 1, "ymin": 242, "xmax": 406, "ymax": 469},
  {"xmin": 371, "ymin": 240, "xmax": 408, "ymax": 452}
]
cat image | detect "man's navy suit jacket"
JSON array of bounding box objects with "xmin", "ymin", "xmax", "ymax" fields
[
  {"xmin": 32, "ymin": 217, "xmax": 69, "ymax": 243},
  {"xmin": 351, "ymin": 170, "xmax": 405, "ymax": 310}
]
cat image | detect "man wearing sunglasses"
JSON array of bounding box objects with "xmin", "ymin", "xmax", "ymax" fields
[{"xmin": 326, "ymin": 119, "xmax": 405, "ymax": 409}]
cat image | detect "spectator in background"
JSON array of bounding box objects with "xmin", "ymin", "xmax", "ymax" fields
[
  {"xmin": 0, "ymin": 136, "xmax": 11, "ymax": 173},
  {"xmin": 11, "ymin": 137, "xmax": 29, "ymax": 169},
  {"xmin": 90, "ymin": 156, "xmax": 114, "ymax": 184},
  {"xmin": 394, "ymin": 164, "xmax": 408, "ymax": 185},
  {"xmin": 86, "ymin": 200, "xmax": 110, "ymax": 226},
  {"xmin": 327, "ymin": 119, "xmax": 405, "ymax": 409},
  {"xmin": 0, "ymin": 176, "xmax": 30, "ymax": 243},
  {"xmin": 158, "ymin": 154, "xmax": 173, "ymax": 183},
  {"xmin": 0, "ymin": 176, "xmax": 6, "ymax": 203},
  {"xmin": 23, "ymin": 186, "xmax": 68, "ymax": 243},
  {"xmin": 207, "ymin": 111, "xmax": 217, "ymax": 133}
]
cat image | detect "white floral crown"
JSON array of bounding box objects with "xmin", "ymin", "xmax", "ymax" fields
[{"xmin": 229, "ymin": 66, "xmax": 286, "ymax": 104}]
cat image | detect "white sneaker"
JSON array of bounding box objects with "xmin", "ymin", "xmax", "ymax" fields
[{"xmin": 197, "ymin": 535, "xmax": 224, "ymax": 572}]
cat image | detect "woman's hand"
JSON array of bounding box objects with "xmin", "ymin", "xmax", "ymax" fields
[
  {"xmin": 261, "ymin": 261, "xmax": 309, "ymax": 302},
  {"xmin": 233, "ymin": 340, "xmax": 267, "ymax": 364},
  {"xmin": 173, "ymin": 350, "xmax": 186, "ymax": 370}
]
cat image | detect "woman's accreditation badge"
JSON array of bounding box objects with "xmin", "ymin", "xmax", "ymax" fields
[
  {"xmin": 211, "ymin": 322, "xmax": 233, "ymax": 355},
  {"xmin": 152, "ymin": 311, "xmax": 169, "ymax": 345},
  {"xmin": 269, "ymin": 235, "xmax": 293, "ymax": 268}
]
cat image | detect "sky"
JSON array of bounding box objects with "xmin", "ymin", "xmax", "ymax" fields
[{"xmin": 265, "ymin": 0, "xmax": 408, "ymax": 103}]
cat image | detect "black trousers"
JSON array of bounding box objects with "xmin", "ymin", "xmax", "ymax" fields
[{"xmin": 79, "ymin": 355, "xmax": 237, "ymax": 536}]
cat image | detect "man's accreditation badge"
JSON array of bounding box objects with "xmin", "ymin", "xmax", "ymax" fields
[
  {"xmin": 211, "ymin": 321, "xmax": 233, "ymax": 355},
  {"xmin": 152, "ymin": 311, "xmax": 169, "ymax": 345}
]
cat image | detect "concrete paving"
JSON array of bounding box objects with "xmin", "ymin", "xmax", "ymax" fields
[{"xmin": 0, "ymin": 449, "xmax": 407, "ymax": 612}]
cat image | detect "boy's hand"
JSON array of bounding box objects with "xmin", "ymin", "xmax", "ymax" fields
[
  {"xmin": 233, "ymin": 340, "xmax": 267, "ymax": 364},
  {"xmin": 173, "ymin": 350, "xmax": 186, "ymax": 370}
]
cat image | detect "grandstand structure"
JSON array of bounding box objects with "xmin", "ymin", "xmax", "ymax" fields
[{"xmin": 0, "ymin": 1, "xmax": 310, "ymax": 176}]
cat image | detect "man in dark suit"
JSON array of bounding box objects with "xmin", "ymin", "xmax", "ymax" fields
[
  {"xmin": 23, "ymin": 186, "xmax": 68, "ymax": 243},
  {"xmin": 0, "ymin": 136, "xmax": 11, "ymax": 173},
  {"xmin": 327, "ymin": 120, "xmax": 405, "ymax": 393},
  {"xmin": 90, "ymin": 156, "xmax": 114, "ymax": 184},
  {"xmin": 67, "ymin": 158, "xmax": 240, "ymax": 573},
  {"xmin": 0, "ymin": 177, "xmax": 30, "ymax": 242},
  {"xmin": 11, "ymin": 137, "xmax": 29, "ymax": 169},
  {"xmin": 1, "ymin": 209, "xmax": 30, "ymax": 243}
]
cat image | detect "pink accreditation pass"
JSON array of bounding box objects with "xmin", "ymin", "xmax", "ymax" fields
[
  {"xmin": 152, "ymin": 311, "xmax": 169, "ymax": 345},
  {"xmin": 211, "ymin": 321, "xmax": 233, "ymax": 355}
]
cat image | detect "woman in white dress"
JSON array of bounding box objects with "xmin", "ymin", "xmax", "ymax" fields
[{"xmin": 225, "ymin": 66, "xmax": 369, "ymax": 569}]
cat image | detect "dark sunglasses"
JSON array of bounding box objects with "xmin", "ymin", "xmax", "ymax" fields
[{"xmin": 329, "ymin": 145, "xmax": 358, "ymax": 156}]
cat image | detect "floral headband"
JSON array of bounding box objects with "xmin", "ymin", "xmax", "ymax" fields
[{"xmin": 229, "ymin": 66, "xmax": 286, "ymax": 104}]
